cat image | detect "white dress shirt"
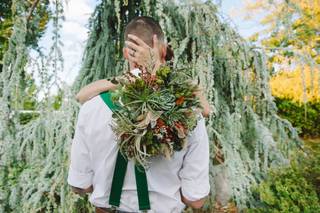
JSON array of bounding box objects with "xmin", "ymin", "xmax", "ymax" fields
[{"xmin": 67, "ymin": 94, "xmax": 210, "ymax": 213}]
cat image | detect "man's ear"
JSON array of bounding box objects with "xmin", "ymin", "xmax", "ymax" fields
[
  {"xmin": 123, "ymin": 47, "xmax": 129, "ymax": 60},
  {"xmin": 161, "ymin": 43, "xmax": 167, "ymax": 62}
]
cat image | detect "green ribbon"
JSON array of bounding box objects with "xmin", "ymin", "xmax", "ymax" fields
[{"xmin": 100, "ymin": 91, "xmax": 150, "ymax": 211}]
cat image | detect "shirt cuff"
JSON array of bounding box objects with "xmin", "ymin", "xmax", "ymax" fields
[
  {"xmin": 181, "ymin": 179, "xmax": 210, "ymax": 201},
  {"xmin": 67, "ymin": 167, "xmax": 93, "ymax": 189}
]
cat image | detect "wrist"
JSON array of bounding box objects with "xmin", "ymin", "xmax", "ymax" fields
[{"xmin": 151, "ymin": 61, "xmax": 162, "ymax": 74}]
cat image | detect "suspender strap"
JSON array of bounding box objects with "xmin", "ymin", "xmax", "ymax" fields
[
  {"xmin": 100, "ymin": 91, "xmax": 119, "ymax": 110},
  {"xmin": 109, "ymin": 151, "xmax": 128, "ymax": 207},
  {"xmin": 99, "ymin": 91, "xmax": 150, "ymax": 211},
  {"xmin": 135, "ymin": 164, "xmax": 150, "ymax": 210}
]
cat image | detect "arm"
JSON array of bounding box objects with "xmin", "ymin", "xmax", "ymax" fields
[
  {"xmin": 76, "ymin": 79, "xmax": 117, "ymax": 104},
  {"xmin": 67, "ymin": 104, "xmax": 94, "ymax": 195},
  {"xmin": 71, "ymin": 185, "xmax": 93, "ymax": 196},
  {"xmin": 181, "ymin": 194, "xmax": 207, "ymax": 209},
  {"xmin": 179, "ymin": 114, "xmax": 210, "ymax": 209},
  {"xmin": 194, "ymin": 86, "xmax": 212, "ymax": 118}
]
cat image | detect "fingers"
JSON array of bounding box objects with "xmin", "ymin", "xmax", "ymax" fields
[
  {"xmin": 128, "ymin": 34, "xmax": 149, "ymax": 47},
  {"xmin": 128, "ymin": 48, "xmax": 138, "ymax": 58},
  {"xmin": 125, "ymin": 40, "xmax": 140, "ymax": 51},
  {"xmin": 127, "ymin": 54, "xmax": 138, "ymax": 63},
  {"xmin": 127, "ymin": 51, "xmax": 148, "ymax": 68}
]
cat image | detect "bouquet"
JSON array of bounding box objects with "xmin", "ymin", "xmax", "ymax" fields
[{"xmin": 110, "ymin": 63, "xmax": 203, "ymax": 168}]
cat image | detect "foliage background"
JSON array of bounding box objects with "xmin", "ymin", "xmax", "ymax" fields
[
  {"xmin": 242, "ymin": 1, "xmax": 320, "ymax": 212},
  {"xmin": 0, "ymin": 0, "xmax": 319, "ymax": 212},
  {"xmin": 270, "ymin": 68, "xmax": 320, "ymax": 137}
]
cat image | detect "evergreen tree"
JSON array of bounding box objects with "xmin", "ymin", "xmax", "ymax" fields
[
  {"xmin": 0, "ymin": 0, "xmax": 50, "ymax": 69},
  {"xmin": 0, "ymin": 0, "xmax": 301, "ymax": 212}
]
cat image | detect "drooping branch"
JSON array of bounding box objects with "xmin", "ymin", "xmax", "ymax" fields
[
  {"xmin": 0, "ymin": 0, "xmax": 301, "ymax": 212},
  {"xmin": 27, "ymin": 0, "xmax": 40, "ymax": 23}
]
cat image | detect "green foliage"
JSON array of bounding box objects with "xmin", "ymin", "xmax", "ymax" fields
[
  {"xmin": 52, "ymin": 89, "xmax": 64, "ymax": 110},
  {"xmin": 275, "ymin": 97, "xmax": 320, "ymax": 137},
  {"xmin": 1, "ymin": 0, "xmax": 50, "ymax": 126},
  {"xmin": 0, "ymin": 0, "xmax": 13, "ymax": 66},
  {"xmin": 0, "ymin": 161, "xmax": 26, "ymax": 211},
  {"xmin": 246, "ymin": 0, "xmax": 320, "ymax": 66},
  {"xmin": 18, "ymin": 73, "xmax": 39, "ymax": 124},
  {"xmin": 247, "ymin": 144, "xmax": 320, "ymax": 213},
  {"xmin": 0, "ymin": 0, "xmax": 50, "ymax": 67}
]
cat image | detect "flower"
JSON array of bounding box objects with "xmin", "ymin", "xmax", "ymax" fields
[
  {"xmin": 175, "ymin": 96, "xmax": 185, "ymax": 106},
  {"xmin": 156, "ymin": 118, "xmax": 165, "ymax": 128}
]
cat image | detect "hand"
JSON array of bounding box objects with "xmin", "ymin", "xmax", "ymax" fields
[
  {"xmin": 71, "ymin": 185, "xmax": 93, "ymax": 196},
  {"xmin": 125, "ymin": 34, "xmax": 162, "ymax": 74},
  {"xmin": 193, "ymin": 86, "xmax": 212, "ymax": 118}
]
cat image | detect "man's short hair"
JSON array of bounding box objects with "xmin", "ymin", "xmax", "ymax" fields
[{"xmin": 124, "ymin": 16, "xmax": 164, "ymax": 47}]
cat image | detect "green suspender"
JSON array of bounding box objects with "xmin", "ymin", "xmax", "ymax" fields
[
  {"xmin": 134, "ymin": 164, "xmax": 150, "ymax": 210},
  {"xmin": 100, "ymin": 91, "xmax": 151, "ymax": 211}
]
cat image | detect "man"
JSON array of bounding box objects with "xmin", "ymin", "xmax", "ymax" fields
[{"xmin": 67, "ymin": 16, "xmax": 210, "ymax": 213}]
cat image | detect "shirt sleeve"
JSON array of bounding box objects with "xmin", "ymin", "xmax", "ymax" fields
[
  {"xmin": 67, "ymin": 105, "xmax": 93, "ymax": 189},
  {"xmin": 179, "ymin": 114, "xmax": 210, "ymax": 201}
]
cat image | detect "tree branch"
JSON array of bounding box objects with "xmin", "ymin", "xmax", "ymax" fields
[{"xmin": 27, "ymin": 0, "xmax": 41, "ymax": 23}]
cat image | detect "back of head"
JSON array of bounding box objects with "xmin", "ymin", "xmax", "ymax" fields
[{"xmin": 124, "ymin": 16, "xmax": 164, "ymax": 47}]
